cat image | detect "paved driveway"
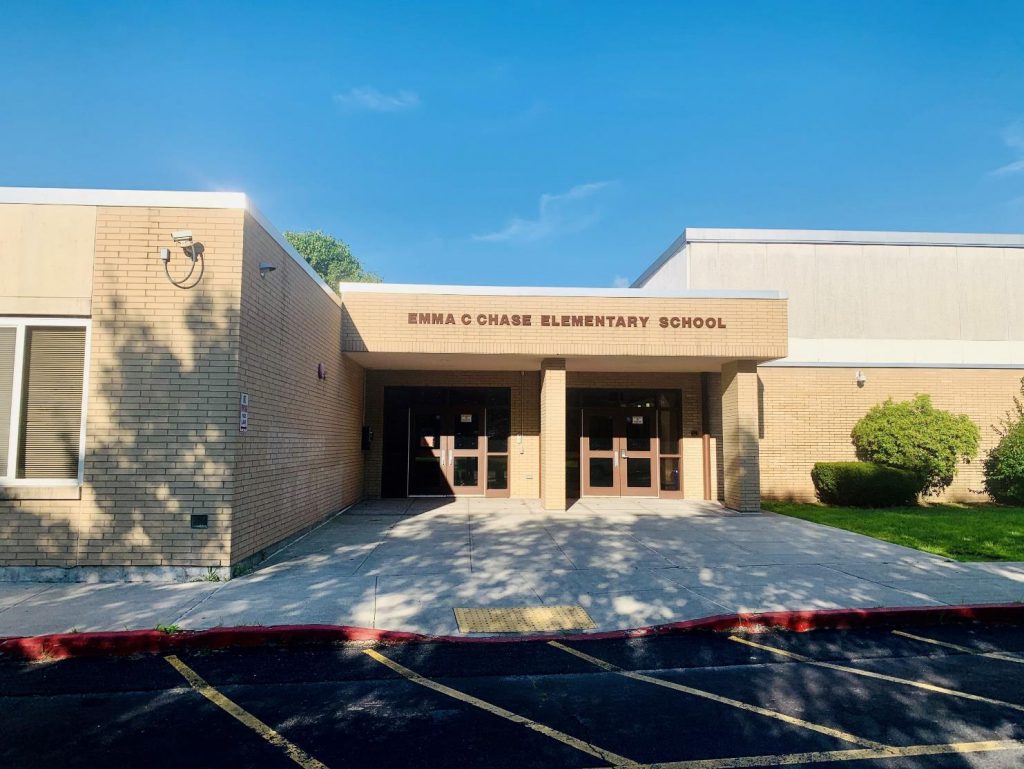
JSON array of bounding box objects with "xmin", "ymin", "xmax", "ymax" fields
[{"xmin": 3, "ymin": 498, "xmax": 1023, "ymax": 637}]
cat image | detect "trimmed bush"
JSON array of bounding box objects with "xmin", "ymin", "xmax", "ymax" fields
[
  {"xmin": 984, "ymin": 377, "xmax": 1024, "ymax": 505},
  {"xmin": 811, "ymin": 462, "xmax": 921, "ymax": 507},
  {"xmin": 851, "ymin": 394, "xmax": 980, "ymax": 495}
]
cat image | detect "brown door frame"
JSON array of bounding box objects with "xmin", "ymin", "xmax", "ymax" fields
[
  {"xmin": 580, "ymin": 406, "xmax": 659, "ymax": 498},
  {"xmin": 447, "ymin": 405, "xmax": 487, "ymax": 496},
  {"xmin": 407, "ymin": 405, "xmax": 487, "ymax": 497},
  {"xmin": 407, "ymin": 406, "xmax": 447, "ymax": 496},
  {"xmin": 619, "ymin": 406, "xmax": 658, "ymax": 497},
  {"xmin": 581, "ymin": 407, "xmax": 620, "ymax": 496}
]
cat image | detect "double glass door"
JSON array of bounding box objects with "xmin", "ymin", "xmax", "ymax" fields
[
  {"xmin": 580, "ymin": 407, "xmax": 658, "ymax": 496},
  {"xmin": 408, "ymin": 406, "xmax": 486, "ymax": 496}
]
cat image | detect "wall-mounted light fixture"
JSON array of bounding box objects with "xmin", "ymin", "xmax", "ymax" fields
[
  {"xmin": 259, "ymin": 261, "xmax": 277, "ymax": 278},
  {"xmin": 855, "ymin": 370, "xmax": 867, "ymax": 388}
]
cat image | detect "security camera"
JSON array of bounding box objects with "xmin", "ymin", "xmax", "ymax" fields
[{"xmin": 171, "ymin": 230, "xmax": 194, "ymax": 244}]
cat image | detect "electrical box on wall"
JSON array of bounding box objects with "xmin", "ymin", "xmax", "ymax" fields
[{"xmin": 361, "ymin": 426, "xmax": 373, "ymax": 451}]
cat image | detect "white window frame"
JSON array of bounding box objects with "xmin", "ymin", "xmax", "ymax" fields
[{"xmin": 0, "ymin": 317, "xmax": 91, "ymax": 487}]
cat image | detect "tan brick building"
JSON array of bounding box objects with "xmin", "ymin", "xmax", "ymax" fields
[{"xmin": 1, "ymin": 189, "xmax": 1019, "ymax": 579}]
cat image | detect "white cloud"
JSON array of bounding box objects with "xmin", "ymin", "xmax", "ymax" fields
[
  {"xmin": 473, "ymin": 181, "xmax": 615, "ymax": 242},
  {"xmin": 990, "ymin": 120, "xmax": 1024, "ymax": 176},
  {"xmin": 334, "ymin": 86, "xmax": 420, "ymax": 112},
  {"xmin": 611, "ymin": 275, "xmax": 631, "ymax": 288}
]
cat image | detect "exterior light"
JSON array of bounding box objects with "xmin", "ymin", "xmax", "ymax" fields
[
  {"xmin": 259, "ymin": 262, "xmax": 277, "ymax": 278},
  {"xmin": 855, "ymin": 370, "xmax": 867, "ymax": 387}
]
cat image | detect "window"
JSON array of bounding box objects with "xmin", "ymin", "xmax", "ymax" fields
[{"xmin": 0, "ymin": 319, "xmax": 90, "ymax": 484}]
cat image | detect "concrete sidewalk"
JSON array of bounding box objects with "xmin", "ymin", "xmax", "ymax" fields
[{"xmin": 2, "ymin": 498, "xmax": 1024, "ymax": 637}]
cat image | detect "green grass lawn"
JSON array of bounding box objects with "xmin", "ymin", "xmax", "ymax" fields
[{"xmin": 762, "ymin": 501, "xmax": 1024, "ymax": 562}]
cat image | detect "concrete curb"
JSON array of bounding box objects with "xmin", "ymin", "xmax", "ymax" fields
[{"xmin": 2, "ymin": 603, "xmax": 1023, "ymax": 661}]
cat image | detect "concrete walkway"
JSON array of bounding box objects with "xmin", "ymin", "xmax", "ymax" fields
[{"xmin": 2, "ymin": 498, "xmax": 1024, "ymax": 637}]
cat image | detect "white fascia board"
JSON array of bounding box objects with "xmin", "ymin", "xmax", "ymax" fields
[
  {"xmin": 682, "ymin": 227, "xmax": 1024, "ymax": 248},
  {"xmin": 244, "ymin": 203, "xmax": 340, "ymax": 305},
  {"xmin": 0, "ymin": 186, "xmax": 340, "ymax": 306},
  {"xmin": 0, "ymin": 186, "xmax": 249, "ymax": 209},
  {"xmin": 631, "ymin": 233, "xmax": 687, "ymax": 287},
  {"xmin": 337, "ymin": 282, "xmax": 785, "ymax": 300},
  {"xmin": 764, "ymin": 337, "xmax": 1024, "ymax": 369}
]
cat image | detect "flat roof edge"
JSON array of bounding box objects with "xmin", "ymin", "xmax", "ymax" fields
[
  {"xmin": 0, "ymin": 186, "xmax": 250, "ymax": 209},
  {"xmin": 337, "ymin": 282, "xmax": 785, "ymax": 300},
  {"xmin": 682, "ymin": 227, "xmax": 1024, "ymax": 248},
  {"xmin": 0, "ymin": 186, "xmax": 342, "ymax": 306}
]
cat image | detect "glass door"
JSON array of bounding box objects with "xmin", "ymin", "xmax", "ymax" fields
[
  {"xmin": 408, "ymin": 408, "xmax": 446, "ymax": 495},
  {"xmin": 448, "ymin": 406, "xmax": 486, "ymax": 495},
  {"xmin": 620, "ymin": 408, "xmax": 657, "ymax": 497},
  {"xmin": 581, "ymin": 408, "xmax": 621, "ymax": 496},
  {"xmin": 580, "ymin": 406, "xmax": 659, "ymax": 497}
]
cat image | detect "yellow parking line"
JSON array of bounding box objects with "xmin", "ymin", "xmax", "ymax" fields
[
  {"xmin": 164, "ymin": 655, "xmax": 328, "ymax": 769},
  {"xmin": 729, "ymin": 635, "xmax": 1024, "ymax": 713},
  {"xmin": 577, "ymin": 738, "xmax": 1024, "ymax": 769},
  {"xmin": 893, "ymin": 629, "xmax": 1024, "ymax": 664},
  {"xmin": 362, "ymin": 648, "xmax": 640, "ymax": 767},
  {"xmin": 547, "ymin": 641, "xmax": 890, "ymax": 751}
]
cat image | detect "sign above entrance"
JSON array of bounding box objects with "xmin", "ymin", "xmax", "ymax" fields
[{"xmin": 407, "ymin": 312, "xmax": 727, "ymax": 330}]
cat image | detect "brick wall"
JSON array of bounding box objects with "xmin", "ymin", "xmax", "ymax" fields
[
  {"xmin": 540, "ymin": 359, "xmax": 567, "ymax": 509},
  {"xmin": 758, "ymin": 366, "xmax": 1024, "ymax": 503},
  {"xmin": 230, "ymin": 214, "xmax": 365, "ymax": 564},
  {"xmin": 722, "ymin": 361, "xmax": 761, "ymax": 511},
  {"xmin": 342, "ymin": 292, "xmax": 787, "ymax": 361},
  {"xmin": 0, "ymin": 206, "xmax": 243, "ymax": 568}
]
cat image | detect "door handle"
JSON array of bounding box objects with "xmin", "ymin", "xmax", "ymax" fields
[
  {"xmin": 439, "ymin": 449, "xmax": 445, "ymax": 467},
  {"xmin": 449, "ymin": 449, "xmax": 454, "ymax": 465},
  {"xmin": 613, "ymin": 452, "xmax": 618, "ymax": 468},
  {"xmin": 621, "ymin": 449, "xmax": 627, "ymax": 459}
]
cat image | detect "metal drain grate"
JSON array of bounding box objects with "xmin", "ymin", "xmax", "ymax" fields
[{"xmin": 454, "ymin": 605, "xmax": 597, "ymax": 633}]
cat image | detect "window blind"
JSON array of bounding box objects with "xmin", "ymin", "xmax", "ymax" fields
[
  {"xmin": 0, "ymin": 327, "xmax": 14, "ymax": 477},
  {"xmin": 17, "ymin": 327, "xmax": 86, "ymax": 479}
]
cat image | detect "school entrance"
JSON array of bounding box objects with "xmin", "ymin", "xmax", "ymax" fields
[{"xmin": 569, "ymin": 389, "xmax": 684, "ymax": 499}]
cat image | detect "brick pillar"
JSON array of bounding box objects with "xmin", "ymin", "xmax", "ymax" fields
[
  {"xmin": 540, "ymin": 358, "xmax": 567, "ymax": 511},
  {"xmin": 721, "ymin": 360, "xmax": 761, "ymax": 512}
]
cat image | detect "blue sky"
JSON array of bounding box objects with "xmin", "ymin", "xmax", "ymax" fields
[{"xmin": 2, "ymin": 2, "xmax": 1024, "ymax": 286}]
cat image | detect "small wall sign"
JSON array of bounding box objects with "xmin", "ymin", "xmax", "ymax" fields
[{"xmin": 239, "ymin": 393, "xmax": 249, "ymax": 432}]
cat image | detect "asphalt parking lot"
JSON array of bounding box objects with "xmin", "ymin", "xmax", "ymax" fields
[{"xmin": 4, "ymin": 624, "xmax": 1024, "ymax": 768}]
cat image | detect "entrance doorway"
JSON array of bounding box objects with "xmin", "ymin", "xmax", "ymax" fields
[
  {"xmin": 568, "ymin": 389, "xmax": 684, "ymax": 499},
  {"xmin": 580, "ymin": 407, "xmax": 658, "ymax": 496},
  {"xmin": 408, "ymin": 406, "xmax": 486, "ymax": 496},
  {"xmin": 380, "ymin": 386, "xmax": 510, "ymax": 499}
]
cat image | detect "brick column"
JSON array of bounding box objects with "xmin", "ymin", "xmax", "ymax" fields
[
  {"xmin": 721, "ymin": 360, "xmax": 761, "ymax": 512},
  {"xmin": 540, "ymin": 358, "xmax": 567, "ymax": 511}
]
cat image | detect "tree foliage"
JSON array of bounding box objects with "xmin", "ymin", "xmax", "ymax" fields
[
  {"xmin": 851, "ymin": 394, "xmax": 980, "ymax": 495},
  {"xmin": 283, "ymin": 230, "xmax": 381, "ymax": 291},
  {"xmin": 984, "ymin": 377, "xmax": 1024, "ymax": 505}
]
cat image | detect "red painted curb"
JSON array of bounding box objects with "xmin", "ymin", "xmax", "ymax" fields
[{"xmin": 2, "ymin": 602, "xmax": 1022, "ymax": 661}]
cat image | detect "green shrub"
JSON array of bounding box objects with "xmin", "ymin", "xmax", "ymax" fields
[
  {"xmin": 851, "ymin": 394, "xmax": 980, "ymax": 495},
  {"xmin": 984, "ymin": 377, "xmax": 1024, "ymax": 505},
  {"xmin": 811, "ymin": 462, "xmax": 921, "ymax": 507}
]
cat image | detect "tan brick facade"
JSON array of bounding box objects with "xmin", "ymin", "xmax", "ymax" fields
[
  {"xmin": 232, "ymin": 214, "xmax": 365, "ymax": 564},
  {"xmin": 758, "ymin": 366, "xmax": 1024, "ymax": 503},
  {"xmin": 721, "ymin": 361, "xmax": 761, "ymax": 512},
  {"xmin": 1, "ymin": 202, "xmax": 364, "ymax": 572},
  {"xmin": 342, "ymin": 290, "xmax": 787, "ymax": 361},
  {"xmin": 540, "ymin": 359, "xmax": 567, "ymax": 510},
  {"xmin": 1, "ymin": 205, "xmax": 244, "ymax": 568}
]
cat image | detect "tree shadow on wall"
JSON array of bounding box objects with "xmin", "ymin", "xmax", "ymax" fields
[{"xmin": 1, "ymin": 291, "xmax": 236, "ymax": 577}]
